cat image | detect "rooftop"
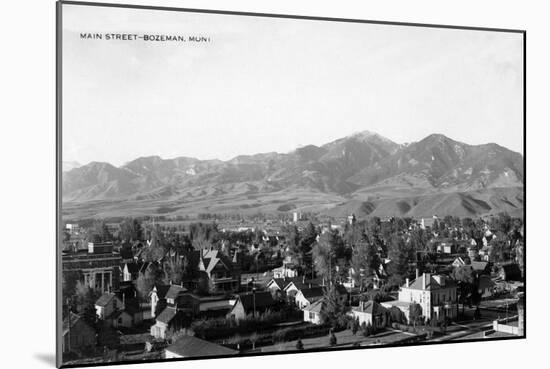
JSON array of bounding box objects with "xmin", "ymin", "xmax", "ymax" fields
[
  {"xmin": 352, "ymin": 300, "xmax": 387, "ymax": 316},
  {"xmin": 166, "ymin": 335, "xmax": 238, "ymax": 357},
  {"xmin": 155, "ymin": 306, "xmax": 179, "ymax": 324},
  {"xmin": 303, "ymin": 299, "xmax": 324, "ymax": 313},
  {"xmin": 405, "ymin": 273, "xmax": 456, "ymax": 291},
  {"xmin": 165, "ymin": 284, "xmax": 188, "ymax": 300},
  {"xmin": 95, "ymin": 293, "xmax": 117, "ymax": 307},
  {"xmin": 237, "ymin": 291, "xmax": 276, "ymax": 311}
]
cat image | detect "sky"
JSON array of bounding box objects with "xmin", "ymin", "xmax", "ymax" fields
[{"xmin": 62, "ymin": 4, "xmax": 524, "ymax": 167}]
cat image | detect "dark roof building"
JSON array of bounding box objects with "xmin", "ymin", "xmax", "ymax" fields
[
  {"xmin": 165, "ymin": 336, "xmax": 238, "ymax": 359},
  {"xmin": 62, "ymin": 313, "xmax": 96, "ymax": 353},
  {"xmin": 300, "ymin": 287, "xmax": 325, "ymax": 300},
  {"xmin": 96, "ymin": 292, "xmax": 117, "ymax": 307},
  {"xmin": 155, "ymin": 306, "xmax": 182, "ymax": 325},
  {"xmin": 165, "ymin": 284, "xmax": 188, "ymax": 303},
  {"xmin": 227, "ymin": 291, "xmax": 277, "ymax": 320},
  {"xmin": 352, "ymin": 300, "xmax": 386, "ymax": 316}
]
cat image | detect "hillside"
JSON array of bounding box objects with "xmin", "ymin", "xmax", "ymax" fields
[{"xmin": 62, "ymin": 131, "xmax": 524, "ymax": 220}]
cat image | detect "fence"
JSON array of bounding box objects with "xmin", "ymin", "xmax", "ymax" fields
[{"xmin": 492, "ymin": 316, "xmax": 519, "ymax": 335}]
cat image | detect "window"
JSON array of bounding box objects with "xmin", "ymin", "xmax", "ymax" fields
[
  {"xmin": 309, "ymin": 312, "xmax": 316, "ymax": 320},
  {"xmin": 118, "ymin": 317, "xmax": 122, "ymax": 324}
]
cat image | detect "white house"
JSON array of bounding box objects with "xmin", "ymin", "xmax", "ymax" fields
[
  {"xmin": 95, "ymin": 293, "xmax": 124, "ymax": 320},
  {"xmin": 302, "ymin": 299, "xmax": 323, "ymax": 325},
  {"xmin": 150, "ymin": 307, "xmax": 182, "ymax": 339},
  {"xmin": 351, "ymin": 300, "xmax": 387, "ymax": 329},
  {"xmin": 272, "ymin": 263, "xmax": 298, "ymax": 279},
  {"xmin": 382, "ymin": 273, "xmax": 458, "ymax": 324},
  {"xmin": 294, "ymin": 287, "xmax": 325, "ymax": 309}
]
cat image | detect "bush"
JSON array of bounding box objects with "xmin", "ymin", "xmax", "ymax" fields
[
  {"xmin": 351, "ymin": 318, "xmax": 359, "ymax": 335},
  {"xmin": 272, "ymin": 324, "xmax": 331, "ymax": 343},
  {"xmin": 191, "ymin": 309, "xmax": 295, "ymax": 340},
  {"xmin": 329, "ymin": 332, "xmax": 337, "ymax": 346},
  {"xmin": 296, "ymin": 339, "xmax": 304, "ymax": 350}
]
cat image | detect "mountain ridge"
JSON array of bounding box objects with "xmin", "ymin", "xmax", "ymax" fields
[{"xmin": 62, "ymin": 132, "xmax": 523, "ymax": 219}]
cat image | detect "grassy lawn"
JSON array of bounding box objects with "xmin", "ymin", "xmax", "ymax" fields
[{"xmin": 257, "ymin": 328, "xmax": 415, "ymax": 353}]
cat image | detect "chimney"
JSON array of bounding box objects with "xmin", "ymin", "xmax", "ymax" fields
[
  {"xmin": 405, "ymin": 278, "xmax": 409, "ymax": 288},
  {"xmin": 422, "ymin": 273, "xmax": 427, "ymax": 290},
  {"xmin": 416, "ymin": 269, "xmax": 419, "ymax": 279},
  {"xmin": 303, "ymin": 276, "xmax": 306, "ymax": 283},
  {"xmin": 122, "ymin": 293, "xmax": 125, "ymax": 309}
]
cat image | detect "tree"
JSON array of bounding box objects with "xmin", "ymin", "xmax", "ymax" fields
[
  {"xmin": 319, "ymin": 285, "xmax": 349, "ymax": 329},
  {"xmin": 284, "ymin": 224, "xmax": 301, "ymax": 258},
  {"xmin": 189, "ymin": 222, "xmax": 219, "ymax": 251},
  {"xmin": 329, "ymin": 331, "xmax": 337, "ymax": 346},
  {"xmin": 387, "ymin": 235, "xmax": 412, "ymax": 288},
  {"xmin": 136, "ymin": 263, "xmax": 164, "ymax": 300},
  {"xmin": 409, "ymin": 228, "xmax": 431, "ymax": 261},
  {"xmin": 89, "ymin": 220, "xmax": 112, "ymax": 243},
  {"xmin": 366, "ymin": 322, "xmax": 374, "ymax": 336},
  {"xmin": 142, "ymin": 225, "xmax": 166, "ymax": 262},
  {"xmin": 360, "ymin": 321, "xmax": 367, "ymax": 336},
  {"xmin": 409, "ymin": 302, "xmax": 423, "ymax": 328},
  {"xmin": 74, "ymin": 280, "xmax": 100, "ymax": 325},
  {"xmin": 388, "ymin": 306, "xmax": 405, "ymax": 324},
  {"xmin": 249, "ymin": 332, "xmax": 259, "ymax": 350},
  {"xmin": 62, "ymin": 270, "xmax": 82, "ymax": 302},
  {"xmin": 163, "ymin": 256, "xmax": 185, "ymax": 285},
  {"xmin": 490, "ymin": 213, "xmax": 512, "ymax": 234},
  {"xmin": 351, "ymin": 237, "xmax": 380, "ymax": 290},
  {"xmin": 452, "ymin": 265, "xmax": 476, "ymax": 315},
  {"xmin": 119, "ymin": 218, "xmax": 143, "ymax": 242},
  {"xmin": 299, "ymin": 222, "xmax": 318, "ymax": 273},
  {"xmin": 351, "ymin": 318, "xmax": 359, "ymax": 335},
  {"xmin": 489, "ymin": 231, "xmax": 510, "ymax": 263},
  {"xmin": 312, "ymin": 233, "xmax": 333, "ymax": 283}
]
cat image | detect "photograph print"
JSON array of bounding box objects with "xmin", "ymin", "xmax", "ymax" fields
[{"xmin": 58, "ymin": 1, "xmax": 525, "ymax": 367}]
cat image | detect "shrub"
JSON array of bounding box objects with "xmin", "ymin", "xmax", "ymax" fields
[
  {"xmin": 191, "ymin": 309, "xmax": 293, "ymax": 340},
  {"xmin": 272, "ymin": 328, "xmax": 290, "ymax": 343},
  {"xmin": 296, "ymin": 339, "xmax": 304, "ymax": 350},
  {"xmin": 351, "ymin": 318, "xmax": 359, "ymax": 335},
  {"xmin": 329, "ymin": 332, "xmax": 337, "ymax": 346}
]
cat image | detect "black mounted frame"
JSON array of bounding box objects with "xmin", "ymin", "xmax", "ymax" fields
[{"xmin": 56, "ymin": 1, "xmax": 526, "ymax": 368}]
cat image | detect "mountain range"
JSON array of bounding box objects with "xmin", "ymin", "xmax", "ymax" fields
[{"xmin": 62, "ymin": 131, "xmax": 524, "ymax": 220}]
